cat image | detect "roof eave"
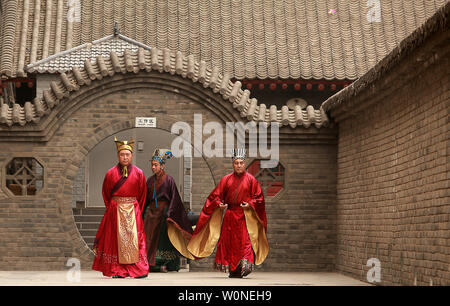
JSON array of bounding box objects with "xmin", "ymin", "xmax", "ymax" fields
[{"xmin": 321, "ymin": 2, "xmax": 450, "ymax": 116}]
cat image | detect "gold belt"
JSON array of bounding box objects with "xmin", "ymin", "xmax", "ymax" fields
[{"xmin": 112, "ymin": 196, "xmax": 137, "ymax": 204}]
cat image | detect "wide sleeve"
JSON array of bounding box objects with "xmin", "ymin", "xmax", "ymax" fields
[
  {"xmin": 166, "ymin": 177, "xmax": 193, "ymax": 234},
  {"xmin": 142, "ymin": 176, "xmax": 153, "ymax": 220},
  {"xmin": 187, "ymin": 176, "xmax": 228, "ymax": 258},
  {"xmin": 247, "ymin": 176, "xmax": 267, "ymax": 231},
  {"xmin": 101, "ymin": 171, "xmax": 112, "ymax": 208},
  {"xmin": 166, "ymin": 177, "xmax": 195, "ymax": 259},
  {"xmin": 137, "ymin": 170, "xmax": 147, "ymax": 212},
  {"xmin": 243, "ymin": 175, "xmax": 269, "ymax": 265},
  {"xmin": 201, "ymin": 178, "xmax": 226, "ymax": 214}
]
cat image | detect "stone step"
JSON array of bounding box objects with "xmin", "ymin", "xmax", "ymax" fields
[
  {"xmin": 74, "ymin": 215, "xmax": 103, "ymax": 223},
  {"xmin": 77, "ymin": 222, "xmax": 102, "ymax": 230},
  {"xmin": 78, "ymin": 229, "xmax": 98, "ymax": 237},
  {"xmin": 73, "ymin": 207, "xmax": 105, "ymax": 216}
]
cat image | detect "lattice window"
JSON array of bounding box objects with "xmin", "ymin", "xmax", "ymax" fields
[
  {"xmin": 247, "ymin": 159, "xmax": 285, "ymax": 197},
  {"xmin": 5, "ymin": 158, "xmax": 43, "ymax": 196}
]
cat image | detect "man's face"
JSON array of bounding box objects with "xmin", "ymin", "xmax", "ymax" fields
[
  {"xmin": 232, "ymin": 159, "xmax": 246, "ymax": 175},
  {"xmin": 118, "ymin": 150, "xmax": 133, "ymax": 167},
  {"xmin": 151, "ymin": 160, "xmax": 165, "ymax": 175}
]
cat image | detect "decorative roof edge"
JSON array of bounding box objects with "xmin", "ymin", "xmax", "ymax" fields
[{"xmin": 2, "ymin": 47, "xmax": 329, "ymax": 129}]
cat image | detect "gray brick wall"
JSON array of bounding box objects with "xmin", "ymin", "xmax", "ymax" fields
[
  {"xmin": 189, "ymin": 145, "xmax": 337, "ymax": 272},
  {"xmin": 72, "ymin": 159, "xmax": 85, "ymax": 208},
  {"xmin": 0, "ymin": 73, "xmax": 338, "ymax": 272},
  {"xmin": 333, "ymin": 30, "xmax": 449, "ymax": 285}
]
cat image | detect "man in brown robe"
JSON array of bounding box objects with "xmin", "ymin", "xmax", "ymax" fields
[{"xmin": 143, "ymin": 149, "xmax": 194, "ymax": 272}]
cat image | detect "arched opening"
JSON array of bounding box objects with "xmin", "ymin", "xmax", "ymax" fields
[{"xmin": 71, "ymin": 126, "xmax": 214, "ymax": 265}]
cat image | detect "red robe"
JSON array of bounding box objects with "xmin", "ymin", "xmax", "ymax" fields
[
  {"xmin": 92, "ymin": 164, "xmax": 149, "ymax": 277},
  {"xmin": 188, "ymin": 171, "xmax": 269, "ymax": 273}
]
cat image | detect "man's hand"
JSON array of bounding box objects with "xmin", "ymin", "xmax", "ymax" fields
[
  {"xmin": 240, "ymin": 202, "xmax": 250, "ymax": 209},
  {"xmin": 219, "ymin": 203, "xmax": 228, "ymax": 210}
]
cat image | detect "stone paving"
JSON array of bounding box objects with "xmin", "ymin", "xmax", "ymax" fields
[{"xmin": 0, "ymin": 270, "xmax": 371, "ymax": 286}]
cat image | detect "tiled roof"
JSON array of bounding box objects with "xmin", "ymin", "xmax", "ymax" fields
[
  {"xmin": 0, "ymin": 47, "xmax": 330, "ymax": 128},
  {"xmin": 1, "ymin": 0, "xmax": 447, "ymax": 80},
  {"xmin": 321, "ymin": 2, "xmax": 450, "ymax": 118},
  {"xmin": 26, "ymin": 34, "xmax": 151, "ymax": 74}
]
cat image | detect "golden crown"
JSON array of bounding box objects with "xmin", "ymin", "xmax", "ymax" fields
[{"xmin": 114, "ymin": 137, "xmax": 134, "ymax": 153}]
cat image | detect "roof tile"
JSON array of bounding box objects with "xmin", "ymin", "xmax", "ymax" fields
[
  {"xmin": 2, "ymin": 47, "xmax": 330, "ymax": 128},
  {"xmin": 2, "ymin": 0, "xmax": 446, "ymax": 80}
]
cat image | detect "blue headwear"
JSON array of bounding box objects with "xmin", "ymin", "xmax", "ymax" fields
[
  {"xmin": 151, "ymin": 149, "xmax": 173, "ymax": 164},
  {"xmin": 151, "ymin": 149, "xmax": 173, "ymax": 208}
]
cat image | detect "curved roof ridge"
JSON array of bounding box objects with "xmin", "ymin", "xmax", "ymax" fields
[{"xmin": 1, "ymin": 47, "xmax": 329, "ymax": 129}]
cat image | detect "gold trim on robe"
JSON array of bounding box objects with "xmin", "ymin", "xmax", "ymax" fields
[
  {"xmin": 116, "ymin": 199, "xmax": 139, "ymax": 264},
  {"xmin": 187, "ymin": 208, "xmax": 223, "ymax": 258},
  {"xmin": 167, "ymin": 222, "xmax": 195, "ymax": 260},
  {"xmin": 243, "ymin": 207, "xmax": 269, "ymax": 265}
]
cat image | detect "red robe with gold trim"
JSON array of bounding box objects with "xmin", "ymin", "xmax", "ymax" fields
[
  {"xmin": 92, "ymin": 164, "xmax": 149, "ymax": 277},
  {"xmin": 188, "ymin": 171, "xmax": 269, "ymax": 273}
]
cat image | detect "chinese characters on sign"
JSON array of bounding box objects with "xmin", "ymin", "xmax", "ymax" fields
[{"xmin": 135, "ymin": 117, "xmax": 156, "ymax": 128}]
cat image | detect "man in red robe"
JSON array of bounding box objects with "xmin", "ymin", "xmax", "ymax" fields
[
  {"xmin": 187, "ymin": 149, "xmax": 269, "ymax": 278},
  {"xmin": 92, "ymin": 137, "xmax": 149, "ymax": 278}
]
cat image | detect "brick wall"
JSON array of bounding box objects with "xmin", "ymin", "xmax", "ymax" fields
[
  {"xmin": 0, "ymin": 72, "xmax": 338, "ymax": 272},
  {"xmin": 333, "ymin": 31, "xmax": 449, "ymax": 285},
  {"xmin": 189, "ymin": 144, "xmax": 337, "ymax": 272},
  {"xmin": 264, "ymin": 145, "xmax": 337, "ymax": 272},
  {"xmin": 0, "ymin": 75, "xmax": 227, "ymax": 270}
]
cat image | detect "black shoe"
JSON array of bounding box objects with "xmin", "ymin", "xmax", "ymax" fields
[
  {"xmin": 134, "ymin": 274, "xmax": 148, "ymax": 279},
  {"xmin": 228, "ymin": 272, "xmax": 243, "ymax": 278},
  {"xmin": 112, "ymin": 275, "xmax": 125, "ymax": 278}
]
